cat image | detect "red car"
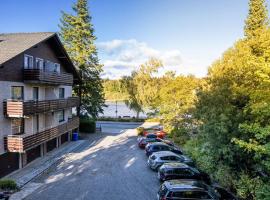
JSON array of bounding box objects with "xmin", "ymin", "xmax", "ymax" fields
[{"xmin": 143, "ymin": 130, "xmax": 167, "ymax": 139}]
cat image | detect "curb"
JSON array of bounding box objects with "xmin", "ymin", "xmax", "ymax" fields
[{"xmin": 9, "ymin": 140, "xmax": 87, "ymax": 189}]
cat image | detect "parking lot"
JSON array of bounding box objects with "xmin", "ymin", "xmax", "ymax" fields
[{"xmin": 24, "ymin": 122, "xmax": 160, "ymax": 200}]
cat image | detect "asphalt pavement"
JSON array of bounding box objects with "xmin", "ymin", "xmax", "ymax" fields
[{"xmin": 24, "ymin": 122, "xmax": 160, "ymax": 200}]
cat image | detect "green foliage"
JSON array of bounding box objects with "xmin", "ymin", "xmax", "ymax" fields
[
  {"xmin": 158, "ymin": 75, "xmax": 199, "ymax": 133},
  {"xmin": 245, "ymin": 0, "xmax": 269, "ymax": 38},
  {"xmin": 0, "ymin": 179, "xmax": 18, "ymax": 191},
  {"xmin": 103, "ymin": 79, "xmax": 129, "ymax": 101},
  {"xmin": 79, "ymin": 118, "xmax": 96, "ymax": 133},
  {"xmin": 121, "ymin": 76, "xmax": 144, "ymax": 118},
  {"xmin": 136, "ymin": 127, "xmax": 144, "ymax": 136},
  {"xmin": 59, "ymin": 0, "xmax": 105, "ymax": 119}
]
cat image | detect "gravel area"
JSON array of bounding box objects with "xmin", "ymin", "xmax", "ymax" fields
[{"xmin": 24, "ymin": 122, "xmax": 160, "ymax": 200}]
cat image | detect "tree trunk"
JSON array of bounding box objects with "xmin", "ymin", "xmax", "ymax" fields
[{"xmin": 136, "ymin": 111, "xmax": 139, "ymax": 119}]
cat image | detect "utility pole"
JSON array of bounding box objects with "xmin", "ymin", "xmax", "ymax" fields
[{"xmin": 115, "ymin": 100, "xmax": 118, "ymax": 119}]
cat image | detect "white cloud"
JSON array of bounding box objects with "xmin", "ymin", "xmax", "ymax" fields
[{"xmin": 97, "ymin": 39, "xmax": 208, "ymax": 79}]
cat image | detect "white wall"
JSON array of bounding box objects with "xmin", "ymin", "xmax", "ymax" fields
[{"xmin": 0, "ymin": 82, "xmax": 74, "ymax": 155}]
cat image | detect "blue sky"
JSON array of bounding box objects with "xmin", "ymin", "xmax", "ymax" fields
[{"xmin": 1, "ymin": 0, "xmax": 267, "ymax": 78}]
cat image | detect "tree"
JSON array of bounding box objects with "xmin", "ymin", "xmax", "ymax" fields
[
  {"xmin": 59, "ymin": 0, "xmax": 105, "ymax": 119},
  {"xmin": 245, "ymin": 0, "xmax": 268, "ymax": 39},
  {"xmin": 121, "ymin": 76, "xmax": 143, "ymax": 119}
]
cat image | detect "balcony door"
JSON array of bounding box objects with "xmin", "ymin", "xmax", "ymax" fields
[
  {"xmin": 11, "ymin": 86, "xmax": 24, "ymax": 100},
  {"xmin": 33, "ymin": 87, "xmax": 39, "ymax": 101},
  {"xmin": 24, "ymin": 54, "xmax": 33, "ymax": 69},
  {"xmin": 33, "ymin": 115, "xmax": 39, "ymax": 133},
  {"xmin": 11, "ymin": 118, "xmax": 24, "ymax": 135}
]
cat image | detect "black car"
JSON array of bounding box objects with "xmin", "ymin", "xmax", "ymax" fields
[
  {"xmin": 157, "ymin": 179, "xmax": 220, "ymax": 200},
  {"xmin": 158, "ymin": 162, "xmax": 211, "ymax": 184},
  {"xmin": 145, "ymin": 142, "xmax": 183, "ymax": 157}
]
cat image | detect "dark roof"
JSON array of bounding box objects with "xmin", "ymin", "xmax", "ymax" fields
[
  {"xmin": 0, "ymin": 32, "xmax": 54, "ymax": 65},
  {"xmin": 0, "ymin": 32, "xmax": 81, "ymax": 83}
]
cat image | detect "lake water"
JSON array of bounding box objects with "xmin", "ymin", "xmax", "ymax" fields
[{"xmin": 99, "ymin": 101, "xmax": 147, "ymax": 118}]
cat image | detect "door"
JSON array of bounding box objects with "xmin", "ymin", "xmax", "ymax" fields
[
  {"xmin": 33, "ymin": 87, "xmax": 39, "ymax": 101},
  {"xmin": 33, "ymin": 115, "xmax": 39, "ymax": 133}
]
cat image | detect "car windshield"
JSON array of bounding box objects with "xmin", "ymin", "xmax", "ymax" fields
[{"xmin": 172, "ymin": 191, "xmax": 212, "ymax": 199}]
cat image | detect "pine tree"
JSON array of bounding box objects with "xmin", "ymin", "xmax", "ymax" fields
[
  {"xmin": 59, "ymin": 0, "xmax": 105, "ymax": 119},
  {"xmin": 244, "ymin": 0, "xmax": 269, "ymax": 38}
]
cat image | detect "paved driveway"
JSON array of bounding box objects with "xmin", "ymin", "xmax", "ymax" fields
[{"xmin": 25, "ymin": 122, "xmax": 160, "ymax": 200}]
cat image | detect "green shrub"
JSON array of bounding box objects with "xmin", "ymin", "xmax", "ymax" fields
[
  {"xmin": 0, "ymin": 179, "xmax": 18, "ymax": 191},
  {"xmin": 136, "ymin": 127, "xmax": 144, "ymax": 136},
  {"xmin": 79, "ymin": 118, "xmax": 96, "ymax": 133}
]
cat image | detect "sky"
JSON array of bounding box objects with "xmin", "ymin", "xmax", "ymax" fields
[{"xmin": 1, "ymin": 0, "xmax": 268, "ymax": 79}]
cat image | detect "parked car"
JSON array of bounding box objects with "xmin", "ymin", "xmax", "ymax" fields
[
  {"xmin": 138, "ymin": 137, "xmax": 175, "ymax": 149},
  {"xmin": 157, "ymin": 179, "xmax": 220, "ymax": 200},
  {"xmin": 212, "ymin": 183, "xmax": 238, "ymax": 200},
  {"xmin": 158, "ymin": 162, "xmax": 211, "ymax": 184},
  {"xmin": 138, "ymin": 137, "xmax": 162, "ymax": 148},
  {"xmin": 147, "ymin": 151, "xmax": 194, "ymax": 171},
  {"xmin": 145, "ymin": 142, "xmax": 183, "ymax": 157},
  {"xmin": 144, "ymin": 130, "xmax": 167, "ymax": 139},
  {"xmin": 145, "ymin": 133, "xmax": 158, "ymax": 139}
]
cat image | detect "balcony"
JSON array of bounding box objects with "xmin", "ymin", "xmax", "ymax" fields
[
  {"xmin": 5, "ymin": 117, "xmax": 79, "ymax": 153},
  {"xmin": 3, "ymin": 97, "xmax": 80, "ymax": 118},
  {"xmin": 24, "ymin": 69, "xmax": 73, "ymax": 85}
]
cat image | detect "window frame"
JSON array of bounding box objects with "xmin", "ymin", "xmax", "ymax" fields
[
  {"xmin": 33, "ymin": 87, "xmax": 39, "ymax": 101},
  {"xmin": 54, "ymin": 63, "xmax": 60, "ymax": 73},
  {"xmin": 59, "ymin": 88, "xmax": 65, "ymax": 99},
  {"xmin": 11, "ymin": 86, "xmax": 24, "ymax": 100},
  {"xmin": 35, "ymin": 57, "xmax": 44, "ymax": 70},
  {"xmin": 11, "ymin": 118, "xmax": 24, "ymax": 135},
  {"xmin": 24, "ymin": 54, "xmax": 34, "ymax": 69},
  {"xmin": 58, "ymin": 110, "xmax": 65, "ymax": 123}
]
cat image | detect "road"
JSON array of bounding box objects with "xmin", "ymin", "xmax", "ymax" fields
[{"xmin": 25, "ymin": 122, "xmax": 160, "ymax": 200}]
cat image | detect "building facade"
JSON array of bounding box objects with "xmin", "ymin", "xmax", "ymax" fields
[{"xmin": 0, "ymin": 33, "xmax": 80, "ymax": 178}]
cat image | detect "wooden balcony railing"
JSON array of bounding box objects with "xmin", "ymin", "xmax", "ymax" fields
[
  {"xmin": 24, "ymin": 69, "xmax": 73, "ymax": 85},
  {"xmin": 3, "ymin": 97, "xmax": 80, "ymax": 118},
  {"xmin": 5, "ymin": 117, "xmax": 79, "ymax": 153}
]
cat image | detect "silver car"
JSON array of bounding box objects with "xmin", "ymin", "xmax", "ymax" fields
[{"xmin": 147, "ymin": 151, "xmax": 194, "ymax": 171}]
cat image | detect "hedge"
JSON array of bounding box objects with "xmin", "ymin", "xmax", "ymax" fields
[
  {"xmin": 0, "ymin": 179, "xmax": 18, "ymax": 191},
  {"xmin": 79, "ymin": 119, "xmax": 96, "ymax": 133}
]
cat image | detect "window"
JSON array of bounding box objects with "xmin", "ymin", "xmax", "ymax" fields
[
  {"xmin": 175, "ymin": 168, "xmax": 194, "ymax": 177},
  {"xmin": 24, "ymin": 55, "xmax": 33, "ymax": 69},
  {"xmin": 161, "ymin": 156, "xmax": 170, "ymax": 161},
  {"xmin": 58, "ymin": 110, "xmax": 65, "ymax": 122},
  {"xmin": 33, "ymin": 87, "xmax": 39, "ymax": 101},
  {"xmin": 44, "ymin": 60, "xmax": 55, "ymax": 72},
  {"xmin": 169, "ymin": 156, "xmax": 178, "ymax": 161},
  {"xmin": 172, "ymin": 191, "xmax": 212, "ymax": 199},
  {"xmin": 11, "ymin": 86, "xmax": 24, "ymax": 100},
  {"xmin": 59, "ymin": 88, "xmax": 65, "ymax": 99},
  {"xmin": 11, "ymin": 119, "xmax": 24, "ymax": 135},
  {"xmin": 54, "ymin": 63, "xmax": 60, "ymax": 73},
  {"xmin": 35, "ymin": 58, "xmax": 44, "ymax": 70}
]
